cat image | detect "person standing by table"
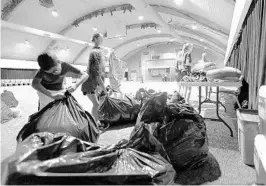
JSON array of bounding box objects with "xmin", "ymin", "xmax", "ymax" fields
[
  {"xmin": 179, "ymin": 43, "xmax": 193, "ymax": 78},
  {"xmin": 179, "ymin": 43, "xmax": 194, "ymax": 103},
  {"xmin": 175, "ymin": 48, "xmax": 183, "ymax": 82},
  {"xmin": 195, "ymin": 53, "xmax": 216, "ymax": 99}
]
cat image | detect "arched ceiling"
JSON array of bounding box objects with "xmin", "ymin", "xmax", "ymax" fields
[{"xmin": 1, "ymin": 0, "xmax": 235, "ymax": 65}]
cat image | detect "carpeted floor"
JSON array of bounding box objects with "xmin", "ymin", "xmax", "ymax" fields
[{"xmin": 1, "ymin": 83, "xmax": 256, "ymax": 185}]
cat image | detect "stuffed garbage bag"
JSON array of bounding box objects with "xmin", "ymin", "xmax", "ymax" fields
[
  {"xmin": 135, "ymin": 93, "xmax": 209, "ymax": 171},
  {"xmin": 155, "ymin": 102, "xmax": 208, "ymax": 170},
  {"xmin": 136, "ymin": 92, "xmax": 168, "ymax": 124},
  {"xmin": 16, "ymin": 91, "xmax": 99, "ymax": 143},
  {"xmin": 98, "ymin": 95, "xmax": 140, "ymax": 126},
  {"xmin": 2, "ymin": 132, "xmax": 176, "ymax": 185}
]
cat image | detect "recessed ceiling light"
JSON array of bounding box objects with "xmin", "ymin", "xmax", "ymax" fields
[
  {"xmin": 200, "ymin": 38, "xmax": 204, "ymax": 42},
  {"xmin": 22, "ymin": 40, "xmax": 31, "ymax": 48},
  {"xmin": 52, "ymin": 10, "xmax": 58, "ymax": 17},
  {"xmin": 157, "ymin": 29, "xmax": 162, "ymax": 33},
  {"xmin": 138, "ymin": 16, "xmax": 144, "ymax": 20},
  {"xmin": 174, "ymin": 0, "xmax": 184, "ymax": 6},
  {"xmin": 24, "ymin": 40, "xmax": 29, "ymax": 45},
  {"xmin": 93, "ymin": 27, "xmax": 98, "ymax": 31},
  {"xmin": 192, "ymin": 25, "xmax": 197, "ymax": 30},
  {"xmin": 137, "ymin": 43, "xmax": 140, "ymax": 46}
]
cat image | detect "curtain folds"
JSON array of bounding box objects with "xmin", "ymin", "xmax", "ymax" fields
[{"xmin": 227, "ymin": 0, "xmax": 266, "ymax": 109}]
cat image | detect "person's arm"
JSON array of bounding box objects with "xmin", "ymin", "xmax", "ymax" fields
[
  {"xmin": 64, "ymin": 63, "xmax": 89, "ymax": 92},
  {"xmin": 32, "ymin": 71, "xmax": 65, "ymax": 99},
  {"xmin": 186, "ymin": 54, "xmax": 192, "ymax": 64}
]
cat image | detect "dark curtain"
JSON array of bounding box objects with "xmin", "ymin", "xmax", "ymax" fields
[
  {"xmin": 227, "ymin": 0, "xmax": 266, "ymax": 109},
  {"xmin": 1, "ymin": 69, "xmax": 38, "ymax": 79},
  {"xmin": 1, "ymin": 69, "xmax": 79, "ymax": 79}
]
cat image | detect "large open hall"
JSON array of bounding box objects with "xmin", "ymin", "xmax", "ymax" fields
[{"xmin": 1, "ymin": 0, "xmax": 266, "ymax": 185}]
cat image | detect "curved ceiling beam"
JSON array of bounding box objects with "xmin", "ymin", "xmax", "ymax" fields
[
  {"xmin": 115, "ymin": 34, "xmax": 224, "ymax": 60},
  {"xmin": 150, "ymin": 4, "xmax": 229, "ymax": 37},
  {"xmin": 121, "ymin": 40, "xmax": 223, "ymax": 60},
  {"xmin": 114, "ymin": 32, "xmax": 224, "ymax": 55},
  {"xmin": 126, "ymin": 0, "xmax": 183, "ymax": 41},
  {"xmin": 114, "ymin": 34, "xmax": 173, "ymax": 50},
  {"xmin": 175, "ymin": 26, "xmax": 226, "ymax": 48},
  {"xmin": 44, "ymin": 4, "xmax": 135, "ymax": 52},
  {"xmin": 126, "ymin": 22, "xmax": 226, "ymax": 49},
  {"xmin": 126, "ymin": 22, "xmax": 158, "ymax": 30},
  {"xmin": 1, "ymin": 0, "xmax": 25, "ymax": 20}
]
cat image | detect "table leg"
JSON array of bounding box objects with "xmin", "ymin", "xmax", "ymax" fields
[
  {"xmin": 198, "ymin": 86, "xmax": 202, "ymax": 114},
  {"xmin": 216, "ymin": 87, "xmax": 234, "ymax": 137}
]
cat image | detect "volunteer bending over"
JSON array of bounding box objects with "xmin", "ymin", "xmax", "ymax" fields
[{"xmin": 32, "ymin": 53, "xmax": 89, "ymax": 110}]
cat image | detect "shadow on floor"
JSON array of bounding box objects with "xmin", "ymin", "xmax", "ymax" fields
[{"xmin": 175, "ymin": 152, "xmax": 221, "ymax": 185}]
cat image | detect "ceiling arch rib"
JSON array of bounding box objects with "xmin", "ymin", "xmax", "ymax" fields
[
  {"xmin": 114, "ymin": 34, "xmax": 224, "ymax": 60},
  {"xmin": 114, "ymin": 33, "xmax": 173, "ymax": 50},
  {"xmin": 1, "ymin": 0, "xmax": 25, "ymax": 20},
  {"xmin": 150, "ymin": 4, "xmax": 229, "ymax": 37},
  {"xmin": 73, "ymin": 25, "xmax": 225, "ymax": 64},
  {"xmin": 121, "ymin": 40, "xmax": 223, "ymax": 60},
  {"xmin": 114, "ymin": 32, "xmax": 224, "ymax": 55},
  {"xmin": 126, "ymin": 22, "xmax": 226, "ymax": 49},
  {"xmin": 126, "ymin": 0, "xmax": 183, "ymax": 41},
  {"xmin": 44, "ymin": 4, "xmax": 135, "ymax": 52}
]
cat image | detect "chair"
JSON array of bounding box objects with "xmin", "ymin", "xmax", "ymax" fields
[
  {"xmin": 1, "ymin": 79, "xmax": 6, "ymax": 87},
  {"xmin": 6, "ymin": 79, "xmax": 12, "ymax": 86},
  {"xmin": 28, "ymin": 79, "xmax": 32, "ymax": 85},
  {"xmin": 17, "ymin": 79, "xmax": 22, "ymax": 86}
]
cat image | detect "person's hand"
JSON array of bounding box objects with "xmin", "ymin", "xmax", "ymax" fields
[
  {"xmin": 51, "ymin": 92, "xmax": 65, "ymax": 100},
  {"xmin": 67, "ymin": 84, "xmax": 78, "ymax": 93}
]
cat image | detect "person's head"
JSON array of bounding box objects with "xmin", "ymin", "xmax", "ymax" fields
[
  {"xmin": 182, "ymin": 43, "xmax": 193, "ymax": 54},
  {"xmin": 37, "ymin": 53, "xmax": 61, "ymax": 75},
  {"xmin": 202, "ymin": 53, "xmax": 207, "ymax": 60},
  {"xmin": 91, "ymin": 33, "xmax": 103, "ymax": 46}
]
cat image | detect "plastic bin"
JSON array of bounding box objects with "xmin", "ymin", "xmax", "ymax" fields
[
  {"xmin": 254, "ymin": 135, "xmax": 266, "ymax": 185},
  {"xmin": 258, "ymin": 85, "xmax": 266, "ymax": 135},
  {"xmin": 237, "ymin": 109, "xmax": 260, "ymax": 165}
]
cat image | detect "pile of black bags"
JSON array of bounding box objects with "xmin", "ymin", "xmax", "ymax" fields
[
  {"xmin": 16, "ymin": 91, "xmax": 99, "ymax": 143},
  {"xmin": 2, "ymin": 90, "xmax": 217, "ymax": 185},
  {"xmin": 135, "ymin": 92, "xmax": 209, "ymax": 171}
]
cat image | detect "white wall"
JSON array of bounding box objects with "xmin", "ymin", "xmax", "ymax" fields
[
  {"xmin": 224, "ymin": 0, "xmax": 253, "ymax": 65},
  {"xmin": 124, "ymin": 43, "xmax": 225, "ymax": 81}
]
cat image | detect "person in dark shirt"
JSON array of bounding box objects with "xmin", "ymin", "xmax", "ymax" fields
[
  {"xmin": 81, "ymin": 33, "xmax": 107, "ymax": 128},
  {"xmin": 32, "ymin": 53, "xmax": 89, "ymax": 110}
]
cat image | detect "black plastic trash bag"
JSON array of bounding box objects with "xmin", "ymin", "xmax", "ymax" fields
[
  {"xmin": 117, "ymin": 122, "xmax": 170, "ymax": 162},
  {"xmin": 16, "ymin": 92, "xmax": 99, "ymax": 143},
  {"xmin": 152, "ymin": 102, "xmax": 209, "ymax": 171},
  {"xmin": 134, "ymin": 93, "xmax": 208, "ymax": 171},
  {"xmin": 98, "ymin": 95, "xmax": 140, "ymax": 126},
  {"xmin": 169, "ymin": 91, "xmax": 185, "ymax": 104},
  {"xmin": 2, "ymin": 132, "xmax": 176, "ymax": 185},
  {"xmin": 137, "ymin": 92, "xmax": 167, "ymax": 123}
]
